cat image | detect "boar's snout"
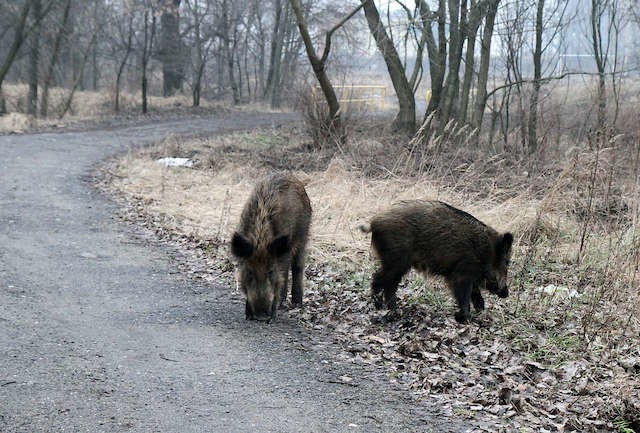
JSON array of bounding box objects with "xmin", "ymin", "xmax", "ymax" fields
[
  {"xmin": 245, "ymin": 297, "xmax": 276, "ymax": 322},
  {"xmin": 486, "ymin": 275, "xmax": 509, "ymax": 298},
  {"xmin": 244, "ymin": 282, "xmax": 278, "ymax": 322}
]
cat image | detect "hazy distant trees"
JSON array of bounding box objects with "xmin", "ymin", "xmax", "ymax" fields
[
  {"xmin": 589, "ymin": 0, "xmax": 628, "ymax": 130},
  {"xmin": 0, "ymin": 0, "xmax": 310, "ymax": 117},
  {"xmin": 0, "ymin": 1, "xmax": 32, "ymax": 115},
  {"xmin": 0, "ymin": 0, "xmax": 634, "ymax": 143}
]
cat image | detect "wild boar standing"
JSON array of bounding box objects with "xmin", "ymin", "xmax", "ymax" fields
[
  {"xmin": 231, "ymin": 173, "xmax": 312, "ymax": 322},
  {"xmin": 360, "ymin": 200, "xmax": 513, "ymax": 323}
]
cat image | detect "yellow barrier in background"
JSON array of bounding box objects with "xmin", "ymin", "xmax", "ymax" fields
[{"xmin": 313, "ymin": 85, "xmax": 387, "ymax": 111}]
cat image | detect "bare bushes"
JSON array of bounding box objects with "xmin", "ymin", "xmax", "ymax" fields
[{"xmin": 297, "ymin": 87, "xmax": 348, "ymax": 151}]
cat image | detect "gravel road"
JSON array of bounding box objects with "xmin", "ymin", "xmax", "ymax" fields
[{"xmin": 0, "ymin": 113, "xmax": 463, "ymax": 432}]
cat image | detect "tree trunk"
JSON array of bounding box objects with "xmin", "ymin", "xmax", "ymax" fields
[
  {"xmin": 191, "ymin": 0, "xmax": 203, "ymax": 107},
  {"xmin": 277, "ymin": 11, "xmax": 302, "ymax": 107},
  {"xmin": 114, "ymin": 12, "xmax": 133, "ymax": 113},
  {"xmin": 591, "ymin": 0, "xmax": 607, "ymax": 130},
  {"xmin": 254, "ymin": 1, "xmax": 266, "ymax": 97},
  {"xmin": 141, "ymin": 10, "xmax": 157, "ymax": 114},
  {"xmin": 59, "ymin": 31, "xmax": 98, "ymax": 119},
  {"xmin": 422, "ymin": 0, "xmax": 446, "ymax": 120},
  {"xmin": 460, "ymin": 0, "xmax": 485, "ymax": 125},
  {"xmin": 527, "ymin": 0, "xmax": 545, "ymax": 153},
  {"xmin": 471, "ymin": 0, "xmax": 499, "ymax": 130},
  {"xmin": 289, "ymin": 0, "xmax": 340, "ymax": 122},
  {"xmin": 222, "ymin": 0, "xmax": 240, "ymax": 105},
  {"xmin": 362, "ymin": 0, "xmax": 415, "ymax": 134},
  {"xmin": 264, "ymin": 0, "xmax": 285, "ymax": 104},
  {"xmin": 41, "ymin": 0, "xmax": 72, "ymax": 118},
  {"xmin": 440, "ymin": 0, "xmax": 464, "ymax": 127},
  {"xmin": 0, "ymin": 1, "xmax": 31, "ymax": 115},
  {"xmin": 161, "ymin": 0, "xmax": 183, "ymax": 96},
  {"xmin": 27, "ymin": 0, "xmax": 42, "ymax": 117},
  {"xmin": 271, "ymin": 3, "xmax": 293, "ymax": 108}
]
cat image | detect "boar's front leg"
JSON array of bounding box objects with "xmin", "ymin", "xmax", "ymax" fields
[
  {"xmin": 449, "ymin": 276, "xmax": 474, "ymax": 323},
  {"xmin": 245, "ymin": 300, "xmax": 253, "ymax": 320},
  {"xmin": 279, "ymin": 256, "xmax": 291, "ymax": 307},
  {"xmin": 268, "ymin": 299, "xmax": 278, "ymax": 324},
  {"xmin": 471, "ymin": 285, "xmax": 485, "ymax": 312},
  {"xmin": 290, "ymin": 251, "xmax": 305, "ymax": 306},
  {"xmin": 371, "ymin": 264, "xmax": 409, "ymax": 311}
]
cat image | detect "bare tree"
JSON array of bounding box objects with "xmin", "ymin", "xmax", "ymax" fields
[
  {"xmin": 141, "ymin": 3, "xmax": 157, "ymax": 113},
  {"xmin": 58, "ymin": 27, "xmax": 99, "ymax": 118},
  {"xmin": 40, "ymin": 0, "xmax": 72, "ymax": 118},
  {"xmin": 439, "ymin": 0, "xmax": 464, "ymax": 128},
  {"xmin": 0, "ymin": 1, "xmax": 31, "ymax": 114},
  {"xmin": 471, "ymin": 0, "xmax": 499, "ymax": 131},
  {"xmin": 589, "ymin": 0, "xmax": 626, "ymax": 130},
  {"xmin": 421, "ymin": 0, "xmax": 447, "ymax": 118},
  {"xmin": 185, "ymin": 0, "xmax": 213, "ymax": 106},
  {"xmin": 289, "ymin": 0, "xmax": 363, "ymax": 139},
  {"xmin": 27, "ymin": 0, "xmax": 42, "ymax": 116},
  {"xmin": 160, "ymin": 0, "xmax": 185, "ymax": 96},
  {"xmin": 113, "ymin": 5, "xmax": 134, "ymax": 113},
  {"xmin": 361, "ymin": 0, "xmax": 415, "ymax": 134}
]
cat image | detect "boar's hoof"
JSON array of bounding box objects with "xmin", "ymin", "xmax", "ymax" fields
[
  {"xmin": 372, "ymin": 293, "xmax": 384, "ymax": 310},
  {"xmin": 385, "ymin": 296, "xmax": 398, "ymax": 311},
  {"xmin": 472, "ymin": 295, "xmax": 485, "ymax": 312},
  {"xmin": 384, "ymin": 309, "xmax": 401, "ymax": 322},
  {"xmin": 455, "ymin": 311, "xmax": 472, "ymax": 324}
]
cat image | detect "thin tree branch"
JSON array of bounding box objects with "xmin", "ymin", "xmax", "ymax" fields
[
  {"xmin": 483, "ymin": 68, "xmax": 638, "ymax": 105},
  {"xmin": 320, "ymin": 3, "xmax": 364, "ymax": 64}
]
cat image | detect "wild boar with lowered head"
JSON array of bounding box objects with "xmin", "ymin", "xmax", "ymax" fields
[
  {"xmin": 231, "ymin": 174, "xmax": 312, "ymax": 322},
  {"xmin": 360, "ymin": 200, "xmax": 513, "ymax": 323}
]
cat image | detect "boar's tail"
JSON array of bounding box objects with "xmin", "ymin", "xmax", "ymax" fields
[{"xmin": 358, "ymin": 223, "xmax": 372, "ymax": 233}]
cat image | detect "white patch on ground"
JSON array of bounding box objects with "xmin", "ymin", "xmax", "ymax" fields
[
  {"xmin": 156, "ymin": 157, "xmax": 194, "ymax": 167},
  {"xmin": 536, "ymin": 284, "xmax": 580, "ymax": 298}
]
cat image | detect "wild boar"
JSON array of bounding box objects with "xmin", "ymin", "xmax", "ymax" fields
[
  {"xmin": 231, "ymin": 173, "xmax": 312, "ymax": 322},
  {"xmin": 360, "ymin": 200, "xmax": 513, "ymax": 323}
]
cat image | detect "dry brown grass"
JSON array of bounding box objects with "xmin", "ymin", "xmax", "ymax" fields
[{"xmin": 0, "ymin": 84, "xmax": 237, "ymax": 133}]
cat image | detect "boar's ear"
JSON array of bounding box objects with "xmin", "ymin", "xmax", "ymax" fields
[
  {"xmin": 499, "ymin": 232, "xmax": 514, "ymax": 256},
  {"xmin": 231, "ymin": 232, "xmax": 253, "ymax": 258},
  {"xmin": 268, "ymin": 235, "xmax": 290, "ymax": 257}
]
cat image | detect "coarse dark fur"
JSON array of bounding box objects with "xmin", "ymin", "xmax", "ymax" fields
[
  {"xmin": 360, "ymin": 200, "xmax": 513, "ymax": 323},
  {"xmin": 231, "ymin": 173, "xmax": 312, "ymax": 322}
]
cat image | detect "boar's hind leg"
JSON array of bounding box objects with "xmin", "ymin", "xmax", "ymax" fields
[
  {"xmin": 471, "ymin": 285, "xmax": 485, "ymax": 312},
  {"xmin": 371, "ymin": 264, "xmax": 408, "ymax": 310},
  {"xmin": 290, "ymin": 251, "xmax": 305, "ymax": 306}
]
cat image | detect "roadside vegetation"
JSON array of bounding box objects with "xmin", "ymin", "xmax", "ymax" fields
[{"xmin": 100, "ymin": 95, "xmax": 640, "ymax": 431}]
